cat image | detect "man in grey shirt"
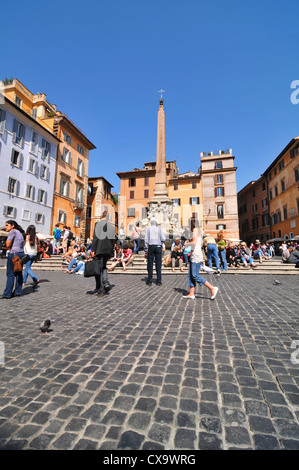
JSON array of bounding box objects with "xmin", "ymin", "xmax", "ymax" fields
[{"xmin": 144, "ymin": 218, "xmax": 166, "ymax": 286}]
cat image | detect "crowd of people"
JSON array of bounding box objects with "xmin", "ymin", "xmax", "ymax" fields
[{"xmin": 1, "ymin": 217, "xmax": 298, "ymax": 300}]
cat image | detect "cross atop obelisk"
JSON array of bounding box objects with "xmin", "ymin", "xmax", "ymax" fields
[{"xmin": 158, "ymin": 88, "xmax": 166, "ymax": 101}]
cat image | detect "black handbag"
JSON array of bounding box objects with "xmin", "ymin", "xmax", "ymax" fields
[
  {"xmin": 20, "ymin": 254, "xmax": 31, "ymax": 265},
  {"xmin": 84, "ymin": 258, "xmax": 101, "ymax": 277}
]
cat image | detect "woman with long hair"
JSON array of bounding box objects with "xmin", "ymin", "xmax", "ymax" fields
[
  {"xmin": 23, "ymin": 225, "xmax": 40, "ymax": 288},
  {"xmin": 183, "ymin": 219, "xmax": 219, "ymax": 300},
  {"xmin": 2, "ymin": 220, "xmax": 25, "ymax": 299}
]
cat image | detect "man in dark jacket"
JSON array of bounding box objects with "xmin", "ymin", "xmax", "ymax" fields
[{"xmin": 91, "ymin": 211, "xmax": 115, "ymax": 296}]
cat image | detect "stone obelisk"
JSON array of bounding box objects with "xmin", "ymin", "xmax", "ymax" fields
[{"xmin": 147, "ymin": 90, "xmax": 173, "ymax": 233}]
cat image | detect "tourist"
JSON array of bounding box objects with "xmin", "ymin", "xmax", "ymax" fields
[
  {"xmin": 144, "ymin": 217, "xmax": 166, "ymax": 286},
  {"xmin": 90, "ymin": 211, "xmax": 115, "ymax": 296},
  {"xmin": 2, "ymin": 220, "xmax": 25, "ymax": 299},
  {"xmin": 239, "ymin": 242, "xmax": 257, "ymax": 268},
  {"xmin": 183, "ymin": 219, "xmax": 219, "ymax": 300},
  {"xmin": 203, "ymin": 233, "xmax": 221, "ymax": 275},
  {"xmin": 282, "ymin": 245, "xmax": 299, "ymax": 267},
  {"xmin": 132, "ymin": 222, "xmax": 141, "ymax": 254},
  {"xmin": 226, "ymin": 243, "xmax": 240, "ymax": 267},
  {"xmin": 23, "ymin": 225, "xmax": 40, "ymax": 288},
  {"xmin": 182, "ymin": 241, "xmax": 191, "ymax": 267},
  {"xmin": 108, "ymin": 243, "xmax": 123, "ymax": 271},
  {"xmin": 121, "ymin": 244, "xmax": 134, "ymax": 271},
  {"xmin": 62, "ymin": 226, "xmax": 69, "ymax": 254},
  {"xmin": 52, "ymin": 223, "xmax": 62, "ymax": 255},
  {"xmin": 217, "ymin": 230, "xmax": 228, "ymax": 271},
  {"xmin": 171, "ymin": 238, "xmax": 184, "ymax": 272},
  {"xmin": 118, "ymin": 224, "xmax": 126, "ymax": 248}
]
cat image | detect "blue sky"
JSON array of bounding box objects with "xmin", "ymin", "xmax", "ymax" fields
[{"xmin": 2, "ymin": 0, "xmax": 299, "ymax": 193}]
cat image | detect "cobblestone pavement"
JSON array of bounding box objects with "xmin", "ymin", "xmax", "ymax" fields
[{"xmin": 0, "ymin": 270, "xmax": 298, "ymax": 450}]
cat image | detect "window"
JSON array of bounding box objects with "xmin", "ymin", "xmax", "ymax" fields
[
  {"xmin": 11, "ymin": 149, "xmax": 23, "ymax": 168},
  {"xmin": 75, "ymin": 185, "xmax": 84, "ymax": 207},
  {"xmin": 3, "ymin": 205, "xmax": 16, "ymax": 217},
  {"xmin": 277, "ymin": 211, "xmax": 281, "ymax": 223},
  {"xmin": 64, "ymin": 131, "xmax": 72, "ymax": 144},
  {"xmin": 35, "ymin": 213, "xmax": 44, "ymax": 224},
  {"xmin": 22, "ymin": 209, "xmax": 31, "ymax": 221},
  {"xmin": 252, "ymin": 189, "xmax": 256, "ymax": 198},
  {"xmin": 40, "ymin": 164, "xmax": 49, "ymax": 180},
  {"xmin": 274, "ymin": 167, "xmax": 277, "ymax": 176},
  {"xmin": 281, "ymin": 179, "xmax": 285, "ymax": 192},
  {"xmin": 32, "ymin": 109, "xmax": 37, "ymax": 120},
  {"xmin": 252, "ymin": 217, "xmax": 259, "ymax": 229},
  {"xmin": 278, "ymin": 229, "xmax": 282, "ymax": 238},
  {"xmin": 41, "ymin": 139, "xmax": 51, "ymax": 161},
  {"xmin": 173, "ymin": 198, "xmax": 180, "ymax": 206},
  {"xmin": 13, "ymin": 120, "xmax": 25, "ymax": 147},
  {"xmin": 88, "ymin": 183, "xmax": 93, "ymax": 195},
  {"xmin": 37, "ymin": 189, "xmax": 47, "ymax": 204},
  {"xmin": 27, "ymin": 157, "xmax": 37, "ymax": 175},
  {"xmin": 0, "ymin": 108, "xmax": 6, "ymax": 134},
  {"xmin": 60, "ymin": 177, "xmax": 70, "ymax": 197},
  {"xmin": 30, "ymin": 131, "xmax": 38, "ymax": 154},
  {"xmin": 190, "ymin": 197, "xmax": 200, "ymax": 205},
  {"xmin": 62, "ymin": 147, "xmax": 71, "ymax": 164},
  {"xmin": 217, "ymin": 204, "xmax": 224, "ymax": 219},
  {"xmin": 86, "ymin": 205, "xmax": 92, "ymax": 218},
  {"xmin": 77, "ymin": 144, "xmax": 85, "ymax": 156},
  {"xmin": 252, "ymin": 203, "xmax": 257, "ymax": 213},
  {"xmin": 8, "ymin": 177, "xmax": 18, "ymax": 195},
  {"xmin": 144, "ymin": 189, "xmax": 149, "ymax": 199},
  {"xmin": 192, "ymin": 181, "xmax": 197, "ymax": 189},
  {"xmin": 215, "ymin": 161, "xmax": 222, "ymax": 169},
  {"xmin": 278, "ymin": 159, "xmax": 284, "ymax": 171},
  {"xmin": 129, "ymin": 190, "xmax": 134, "ymax": 199},
  {"xmin": 269, "ymin": 171, "xmax": 272, "ymax": 181},
  {"xmin": 127, "ymin": 207, "xmax": 135, "ymax": 217},
  {"xmin": 129, "ymin": 177, "xmax": 136, "ymax": 187},
  {"xmin": 15, "ymin": 96, "xmax": 21, "ymax": 107},
  {"xmin": 262, "ymin": 214, "xmax": 269, "ymax": 227},
  {"xmin": 262, "ymin": 182, "xmax": 266, "ymax": 191},
  {"xmin": 144, "ymin": 176, "xmax": 149, "ymax": 186},
  {"xmin": 142, "ymin": 207, "xmax": 148, "ymax": 219},
  {"xmin": 269, "ymin": 189, "xmax": 273, "ymax": 200},
  {"xmin": 215, "ymin": 187, "xmax": 224, "ymax": 197},
  {"xmin": 216, "ymin": 174, "xmax": 223, "ymax": 184},
  {"xmin": 77, "ymin": 159, "xmax": 84, "ymax": 177},
  {"xmin": 262, "ymin": 198, "xmax": 268, "ymax": 208},
  {"xmin": 104, "ymin": 185, "xmax": 109, "ymax": 199},
  {"xmin": 58, "ymin": 210, "xmax": 66, "ymax": 223},
  {"xmin": 216, "ymin": 224, "xmax": 226, "ymax": 230},
  {"xmin": 274, "ymin": 185, "xmax": 278, "ymax": 197},
  {"xmin": 74, "ymin": 215, "xmax": 81, "ymax": 227},
  {"xmin": 283, "ymin": 206, "xmax": 288, "ymax": 220},
  {"xmin": 290, "ymin": 147, "xmax": 299, "ymax": 159},
  {"xmin": 26, "ymin": 184, "xmax": 35, "ymax": 200},
  {"xmin": 173, "ymin": 183, "xmax": 179, "ymax": 190},
  {"xmin": 295, "ymin": 168, "xmax": 299, "ymax": 182}
]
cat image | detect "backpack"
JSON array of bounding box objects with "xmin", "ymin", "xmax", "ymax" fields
[
  {"xmin": 54, "ymin": 228, "xmax": 61, "ymax": 239},
  {"xmin": 68, "ymin": 230, "xmax": 74, "ymax": 241}
]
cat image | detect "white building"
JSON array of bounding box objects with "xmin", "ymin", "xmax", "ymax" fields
[{"xmin": 0, "ymin": 97, "xmax": 60, "ymax": 234}]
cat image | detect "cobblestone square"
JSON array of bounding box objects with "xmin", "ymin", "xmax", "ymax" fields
[{"xmin": 0, "ymin": 271, "xmax": 298, "ymax": 450}]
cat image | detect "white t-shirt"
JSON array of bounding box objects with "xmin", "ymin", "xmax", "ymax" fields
[{"xmin": 190, "ymin": 229, "xmax": 203, "ymax": 263}]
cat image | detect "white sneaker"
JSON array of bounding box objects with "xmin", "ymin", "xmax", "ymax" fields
[
  {"xmin": 211, "ymin": 287, "xmax": 219, "ymax": 300},
  {"xmin": 183, "ymin": 295, "xmax": 195, "ymax": 300}
]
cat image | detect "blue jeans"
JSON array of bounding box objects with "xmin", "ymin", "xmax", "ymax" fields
[
  {"xmin": 206, "ymin": 244, "xmax": 220, "ymax": 270},
  {"xmin": 133, "ymin": 238, "xmax": 141, "ymax": 254},
  {"xmin": 67, "ymin": 258, "xmax": 78, "ymax": 270},
  {"xmin": 188, "ymin": 261, "xmax": 207, "ymax": 288},
  {"xmin": 147, "ymin": 245, "xmax": 162, "ymax": 284},
  {"xmin": 219, "ymin": 249, "xmax": 228, "ymax": 271},
  {"xmin": 23, "ymin": 255, "xmax": 38, "ymax": 283},
  {"xmin": 73, "ymin": 261, "xmax": 84, "ymax": 273},
  {"xmin": 3, "ymin": 251, "xmax": 24, "ymax": 298},
  {"xmin": 241, "ymin": 256, "xmax": 254, "ymax": 264}
]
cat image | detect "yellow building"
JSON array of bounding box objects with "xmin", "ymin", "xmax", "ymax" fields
[
  {"xmin": 117, "ymin": 160, "xmax": 178, "ymax": 235},
  {"xmin": 3, "ymin": 78, "xmax": 96, "ymax": 240},
  {"xmin": 168, "ymin": 171, "xmax": 202, "ymax": 229},
  {"xmin": 86, "ymin": 176, "xmax": 117, "ymax": 240},
  {"xmin": 264, "ymin": 137, "xmax": 299, "ymax": 240}
]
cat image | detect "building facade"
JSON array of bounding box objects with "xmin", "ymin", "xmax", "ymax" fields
[
  {"xmin": 0, "ymin": 96, "xmax": 59, "ymax": 233},
  {"xmin": 200, "ymin": 149, "xmax": 239, "ymax": 240},
  {"xmin": 117, "ymin": 160, "xmax": 178, "ymax": 236},
  {"xmin": 2, "ymin": 78, "xmax": 96, "ymax": 240},
  {"xmin": 264, "ymin": 137, "xmax": 299, "ymax": 240},
  {"xmin": 238, "ymin": 176, "xmax": 271, "ymax": 244},
  {"xmin": 86, "ymin": 176, "xmax": 117, "ymax": 240},
  {"xmin": 168, "ymin": 171, "xmax": 202, "ymax": 229}
]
